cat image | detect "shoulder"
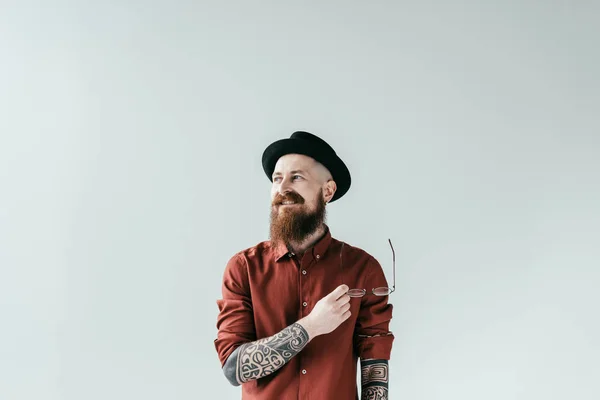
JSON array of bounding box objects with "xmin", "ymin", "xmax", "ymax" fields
[
  {"xmin": 221, "ymin": 241, "xmax": 270, "ymax": 285},
  {"xmin": 331, "ymin": 238, "xmax": 379, "ymax": 267},
  {"xmin": 225, "ymin": 240, "xmax": 274, "ymax": 269},
  {"xmin": 333, "ymin": 238, "xmax": 391, "ymax": 289},
  {"xmin": 232, "ymin": 240, "xmax": 274, "ymax": 260},
  {"xmin": 331, "ymin": 238, "xmax": 383, "ymax": 285}
]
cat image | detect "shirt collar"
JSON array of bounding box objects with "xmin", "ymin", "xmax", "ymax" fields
[{"xmin": 273, "ymin": 225, "xmax": 334, "ymax": 262}]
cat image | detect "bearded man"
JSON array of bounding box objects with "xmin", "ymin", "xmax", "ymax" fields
[{"xmin": 214, "ymin": 131, "xmax": 394, "ymax": 400}]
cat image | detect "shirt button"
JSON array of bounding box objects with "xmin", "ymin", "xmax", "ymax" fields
[
  {"xmin": 302, "ymin": 270, "xmax": 307, "ymax": 275},
  {"xmin": 302, "ymin": 369, "xmax": 307, "ymax": 374},
  {"xmin": 303, "ymin": 302, "xmax": 307, "ymax": 307},
  {"xmin": 315, "ymin": 254, "xmax": 320, "ymax": 259}
]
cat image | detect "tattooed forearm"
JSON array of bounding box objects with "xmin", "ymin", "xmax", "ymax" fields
[
  {"xmin": 360, "ymin": 359, "xmax": 389, "ymax": 400},
  {"xmin": 362, "ymin": 386, "xmax": 388, "ymax": 400},
  {"xmin": 222, "ymin": 322, "xmax": 310, "ymax": 386}
]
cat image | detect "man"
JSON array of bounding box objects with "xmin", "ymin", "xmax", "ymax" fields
[{"xmin": 214, "ymin": 131, "xmax": 394, "ymax": 399}]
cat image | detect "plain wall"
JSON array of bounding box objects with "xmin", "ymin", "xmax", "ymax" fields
[{"xmin": 1, "ymin": 1, "xmax": 598, "ymax": 399}]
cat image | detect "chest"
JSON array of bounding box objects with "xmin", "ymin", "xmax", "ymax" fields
[{"xmin": 246, "ymin": 256, "xmax": 365, "ymax": 336}]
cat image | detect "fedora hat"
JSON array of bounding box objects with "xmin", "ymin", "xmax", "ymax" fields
[{"xmin": 261, "ymin": 131, "xmax": 351, "ymax": 202}]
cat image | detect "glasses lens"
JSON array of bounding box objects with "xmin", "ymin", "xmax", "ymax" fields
[
  {"xmin": 347, "ymin": 289, "xmax": 366, "ymax": 297},
  {"xmin": 373, "ymin": 287, "xmax": 392, "ymax": 296}
]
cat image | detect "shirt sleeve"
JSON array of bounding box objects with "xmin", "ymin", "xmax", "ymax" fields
[
  {"xmin": 214, "ymin": 253, "xmax": 256, "ymax": 367},
  {"xmin": 353, "ymin": 256, "xmax": 395, "ymax": 360}
]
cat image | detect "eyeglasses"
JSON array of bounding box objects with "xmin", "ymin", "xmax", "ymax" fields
[{"xmin": 339, "ymin": 239, "xmax": 396, "ymax": 297}]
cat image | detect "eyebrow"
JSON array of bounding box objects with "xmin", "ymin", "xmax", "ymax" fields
[{"xmin": 273, "ymin": 169, "xmax": 306, "ymax": 177}]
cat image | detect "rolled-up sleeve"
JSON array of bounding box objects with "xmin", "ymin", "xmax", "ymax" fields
[
  {"xmin": 214, "ymin": 253, "xmax": 256, "ymax": 367},
  {"xmin": 354, "ymin": 256, "xmax": 395, "ymax": 360}
]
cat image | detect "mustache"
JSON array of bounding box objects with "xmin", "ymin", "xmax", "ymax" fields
[{"xmin": 272, "ymin": 192, "xmax": 305, "ymax": 206}]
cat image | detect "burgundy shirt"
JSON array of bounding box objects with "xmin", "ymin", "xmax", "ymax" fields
[{"xmin": 214, "ymin": 227, "xmax": 394, "ymax": 400}]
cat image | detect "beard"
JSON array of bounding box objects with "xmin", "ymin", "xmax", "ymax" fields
[{"xmin": 269, "ymin": 188, "xmax": 327, "ymax": 245}]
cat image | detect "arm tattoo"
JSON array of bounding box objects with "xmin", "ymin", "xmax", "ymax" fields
[
  {"xmin": 361, "ymin": 359, "xmax": 389, "ymax": 400},
  {"xmin": 222, "ymin": 322, "xmax": 309, "ymax": 386}
]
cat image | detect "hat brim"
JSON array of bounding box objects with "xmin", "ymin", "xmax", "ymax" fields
[{"xmin": 262, "ymin": 138, "xmax": 351, "ymax": 202}]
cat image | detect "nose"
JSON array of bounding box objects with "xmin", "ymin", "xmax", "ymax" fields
[
  {"xmin": 278, "ymin": 177, "xmax": 293, "ymax": 195},
  {"xmin": 277, "ymin": 188, "xmax": 293, "ymax": 199}
]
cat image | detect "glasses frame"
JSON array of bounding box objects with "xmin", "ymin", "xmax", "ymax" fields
[{"xmin": 339, "ymin": 239, "xmax": 396, "ymax": 297}]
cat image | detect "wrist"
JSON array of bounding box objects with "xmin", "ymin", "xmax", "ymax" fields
[{"xmin": 297, "ymin": 315, "xmax": 319, "ymax": 341}]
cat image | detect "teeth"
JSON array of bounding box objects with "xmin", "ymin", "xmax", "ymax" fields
[{"xmin": 282, "ymin": 201, "xmax": 295, "ymax": 205}]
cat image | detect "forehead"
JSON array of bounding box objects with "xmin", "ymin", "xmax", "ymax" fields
[{"xmin": 273, "ymin": 154, "xmax": 316, "ymax": 174}]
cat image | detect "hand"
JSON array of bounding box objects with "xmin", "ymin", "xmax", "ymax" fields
[{"xmin": 298, "ymin": 284, "xmax": 352, "ymax": 339}]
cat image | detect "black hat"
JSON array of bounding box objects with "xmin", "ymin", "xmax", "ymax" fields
[{"xmin": 262, "ymin": 131, "xmax": 351, "ymax": 202}]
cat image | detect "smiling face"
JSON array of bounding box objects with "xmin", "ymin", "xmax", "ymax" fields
[{"xmin": 269, "ymin": 154, "xmax": 337, "ymax": 244}]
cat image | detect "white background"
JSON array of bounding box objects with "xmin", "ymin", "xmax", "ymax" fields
[{"xmin": 1, "ymin": 1, "xmax": 599, "ymax": 399}]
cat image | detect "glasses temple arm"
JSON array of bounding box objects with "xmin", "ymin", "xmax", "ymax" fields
[{"xmin": 388, "ymin": 238, "xmax": 395, "ymax": 290}]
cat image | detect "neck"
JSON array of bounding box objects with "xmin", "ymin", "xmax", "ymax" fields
[{"xmin": 288, "ymin": 224, "xmax": 327, "ymax": 256}]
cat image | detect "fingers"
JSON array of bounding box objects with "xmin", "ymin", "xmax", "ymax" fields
[
  {"xmin": 342, "ymin": 310, "xmax": 351, "ymax": 321},
  {"xmin": 340, "ymin": 302, "xmax": 351, "ymax": 313},
  {"xmin": 330, "ymin": 284, "xmax": 349, "ymax": 300},
  {"xmin": 336, "ymin": 294, "xmax": 350, "ymax": 308}
]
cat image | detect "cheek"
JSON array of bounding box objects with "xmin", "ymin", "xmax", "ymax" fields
[
  {"xmin": 298, "ymin": 190, "xmax": 313, "ymax": 204},
  {"xmin": 307, "ymin": 189, "xmax": 322, "ymax": 204},
  {"xmin": 270, "ymin": 185, "xmax": 279, "ymax": 199},
  {"xmin": 303, "ymin": 197, "xmax": 319, "ymax": 211}
]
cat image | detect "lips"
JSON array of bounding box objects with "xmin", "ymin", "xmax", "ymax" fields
[{"xmin": 273, "ymin": 192, "xmax": 304, "ymax": 207}]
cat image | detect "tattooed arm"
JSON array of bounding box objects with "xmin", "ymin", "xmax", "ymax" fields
[
  {"xmin": 222, "ymin": 321, "xmax": 311, "ymax": 386},
  {"xmin": 222, "ymin": 284, "xmax": 351, "ymax": 386},
  {"xmin": 360, "ymin": 359, "xmax": 389, "ymax": 400}
]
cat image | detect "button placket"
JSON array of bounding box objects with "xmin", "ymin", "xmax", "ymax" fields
[{"xmin": 299, "ymin": 258, "xmax": 313, "ymax": 316}]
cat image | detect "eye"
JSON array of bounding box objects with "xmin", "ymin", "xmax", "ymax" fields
[
  {"xmin": 273, "ymin": 176, "xmax": 282, "ymax": 182},
  {"xmin": 292, "ymin": 175, "xmax": 303, "ymax": 180}
]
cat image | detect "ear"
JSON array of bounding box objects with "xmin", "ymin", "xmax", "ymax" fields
[{"xmin": 323, "ymin": 179, "xmax": 337, "ymax": 203}]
